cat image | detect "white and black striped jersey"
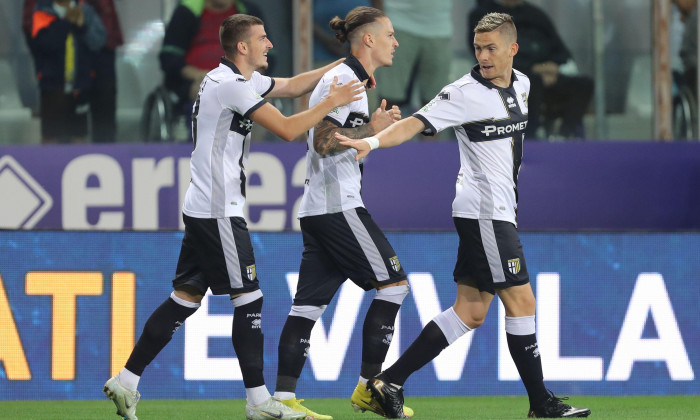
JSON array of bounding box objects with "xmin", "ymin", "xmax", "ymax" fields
[
  {"xmin": 414, "ymin": 65, "xmax": 530, "ymax": 226},
  {"xmin": 182, "ymin": 58, "xmax": 274, "ymax": 219},
  {"xmin": 298, "ymin": 55, "xmax": 371, "ymax": 217}
]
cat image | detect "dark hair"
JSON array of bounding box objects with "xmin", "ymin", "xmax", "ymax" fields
[
  {"xmin": 474, "ymin": 12, "xmax": 517, "ymax": 43},
  {"xmin": 329, "ymin": 6, "xmax": 387, "ymax": 44},
  {"xmin": 220, "ymin": 14, "xmax": 264, "ymax": 56}
]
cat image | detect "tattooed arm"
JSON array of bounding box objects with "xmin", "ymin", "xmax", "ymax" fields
[
  {"xmin": 313, "ymin": 120, "xmax": 377, "ymax": 155},
  {"xmin": 313, "ymin": 99, "xmax": 401, "ymax": 155}
]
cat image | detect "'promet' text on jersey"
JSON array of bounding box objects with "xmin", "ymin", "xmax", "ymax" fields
[
  {"xmin": 298, "ymin": 55, "xmax": 370, "ymax": 217},
  {"xmin": 414, "ymin": 65, "xmax": 530, "ymax": 226},
  {"xmin": 183, "ymin": 57, "xmax": 274, "ymax": 219}
]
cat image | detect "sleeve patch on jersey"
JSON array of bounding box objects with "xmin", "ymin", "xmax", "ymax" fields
[{"xmin": 438, "ymin": 91, "xmax": 450, "ymax": 100}]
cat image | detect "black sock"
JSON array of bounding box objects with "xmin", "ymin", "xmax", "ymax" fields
[
  {"xmin": 383, "ymin": 321, "xmax": 448, "ymax": 386},
  {"xmin": 361, "ymin": 299, "xmax": 402, "ymax": 379},
  {"xmin": 275, "ymin": 315, "xmax": 316, "ymax": 393},
  {"xmin": 506, "ymin": 332, "xmax": 548, "ymax": 407},
  {"xmin": 125, "ymin": 297, "xmax": 197, "ymax": 375},
  {"xmin": 232, "ymin": 297, "xmax": 265, "ymax": 388}
]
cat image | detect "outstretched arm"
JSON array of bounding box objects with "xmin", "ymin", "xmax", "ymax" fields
[
  {"xmin": 268, "ymin": 59, "xmax": 345, "ymax": 98},
  {"xmin": 336, "ymin": 115, "xmax": 425, "ymax": 161},
  {"xmin": 314, "ymin": 99, "xmax": 401, "ymax": 155},
  {"xmin": 249, "ymin": 77, "xmax": 364, "ymax": 141}
]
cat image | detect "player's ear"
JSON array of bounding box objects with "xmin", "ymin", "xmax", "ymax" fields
[
  {"xmin": 237, "ymin": 40, "xmax": 248, "ymax": 55},
  {"xmin": 363, "ymin": 32, "xmax": 374, "ymax": 47},
  {"xmin": 510, "ymin": 41, "xmax": 519, "ymax": 57}
]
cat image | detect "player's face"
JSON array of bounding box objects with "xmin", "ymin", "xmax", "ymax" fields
[
  {"xmin": 474, "ymin": 30, "xmax": 517, "ymax": 88},
  {"xmin": 246, "ymin": 24, "xmax": 273, "ymax": 71},
  {"xmin": 373, "ymin": 17, "xmax": 399, "ymax": 68}
]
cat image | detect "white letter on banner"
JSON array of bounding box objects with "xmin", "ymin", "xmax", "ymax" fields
[
  {"xmin": 290, "ymin": 157, "xmax": 306, "ymax": 232},
  {"xmin": 245, "ymin": 153, "xmax": 285, "ymax": 231},
  {"xmin": 132, "ymin": 158, "xmax": 174, "ymax": 230},
  {"xmin": 606, "ymin": 273, "xmax": 693, "ymax": 381},
  {"xmin": 62, "ymin": 154, "xmax": 124, "ymax": 229},
  {"xmin": 184, "ymin": 292, "xmax": 242, "ymax": 380},
  {"xmin": 286, "ymin": 273, "xmax": 364, "ymax": 380},
  {"xmin": 178, "ymin": 158, "xmax": 190, "ymax": 231},
  {"xmin": 408, "ymin": 273, "xmax": 473, "ymax": 381}
]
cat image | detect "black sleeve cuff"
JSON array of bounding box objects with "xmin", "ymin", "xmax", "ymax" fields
[
  {"xmin": 412, "ymin": 113, "xmax": 437, "ymax": 136},
  {"xmin": 262, "ymin": 78, "xmax": 275, "ymax": 97},
  {"xmin": 244, "ymin": 99, "xmax": 267, "ymax": 119}
]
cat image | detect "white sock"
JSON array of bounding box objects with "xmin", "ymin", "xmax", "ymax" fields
[
  {"xmin": 358, "ymin": 376, "xmax": 368, "ymax": 385},
  {"xmin": 273, "ymin": 391, "xmax": 295, "ymax": 401},
  {"xmin": 246, "ymin": 385, "xmax": 271, "ymax": 406},
  {"xmin": 118, "ymin": 368, "xmax": 140, "ymax": 391}
]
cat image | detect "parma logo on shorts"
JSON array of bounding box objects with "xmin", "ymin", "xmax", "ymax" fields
[
  {"xmin": 246, "ymin": 264, "xmax": 257, "ymax": 281},
  {"xmin": 389, "ymin": 256, "xmax": 401, "ymax": 272},
  {"xmin": 508, "ymin": 258, "xmax": 521, "ymax": 275}
]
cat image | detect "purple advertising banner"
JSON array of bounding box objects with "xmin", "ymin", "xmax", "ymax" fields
[{"xmin": 1, "ymin": 142, "xmax": 699, "ymax": 231}]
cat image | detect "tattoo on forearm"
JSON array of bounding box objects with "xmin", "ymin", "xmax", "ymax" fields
[{"xmin": 314, "ymin": 120, "xmax": 375, "ymax": 155}]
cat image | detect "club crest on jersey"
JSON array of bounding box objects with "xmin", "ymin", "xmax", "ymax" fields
[
  {"xmin": 508, "ymin": 258, "xmax": 521, "ymax": 275},
  {"xmin": 521, "ymin": 92, "xmax": 528, "ymax": 107},
  {"xmin": 389, "ymin": 256, "xmax": 401, "ymax": 272},
  {"xmin": 246, "ymin": 264, "xmax": 257, "ymax": 281},
  {"xmin": 239, "ymin": 118, "xmax": 253, "ymax": 132}
]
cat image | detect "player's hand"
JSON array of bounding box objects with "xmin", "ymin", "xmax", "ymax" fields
[
  {"xmin": 328, "ymin": 76, "xmax": 365, "ymax": 107},
  {"xmin": 335, "ymin": 132, "xmax": 371, "ymax": 161},
  {"xmin": 389, "ymin": 105, "xmax": 401, "ymax": 122},
  {"xmin": 370, "ymin": 99, "xmax": 396, "ymax": 132}
]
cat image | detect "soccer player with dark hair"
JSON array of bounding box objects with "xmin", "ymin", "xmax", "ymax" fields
[
  {"xmin": 269, "ymin": 6, "xmax": 414, "ymax": 420},
  {"xmin": 103, "ymin": 13, "xmax": 364, "ymax": 420},
  {"xmin": 336, "ymin": 12, "xmax": 591, "ymax": 419}
]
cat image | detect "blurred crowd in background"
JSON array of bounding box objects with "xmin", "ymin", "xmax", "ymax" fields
[{"xmin": 0, "ymin": 0, "xmax": 696, "ymax": 144}]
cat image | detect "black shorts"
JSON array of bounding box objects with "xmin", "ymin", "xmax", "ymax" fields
[
  {"xmin": 453, "ymin": 218, "xmax": 529, "ymax": 294},
  {"xmin": 172, "ymin": 214, "xmax": 259, "ymax": 295},
  {"xmin": 295, "ymin": 207, "xmax": 407, "ymax": 306}
]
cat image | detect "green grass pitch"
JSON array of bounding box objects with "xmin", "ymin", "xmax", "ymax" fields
[{"xmin": 0, "ymin": 395, "xmax": 698, "ymax": 419}]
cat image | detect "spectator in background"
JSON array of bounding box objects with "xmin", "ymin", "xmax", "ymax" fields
[
  {"xmin": 24, "ymin": 0, "xmax": 123, "ymax": 143},
  {"xmin": 374, "ymin": 0, "xmax": 453, "ymax": 115},
  {"xmin": 86, "ymin": 0, "xmax": 123, "ymax": 143},
  {"xmin": 676, "ymin": 0, "xmax": 698, "ymax": 96},
  {"xmin": 469, "ymin": 0, "xmax": 593, "ymax": 140},
  {"xmin": 160, "ymin": 0, "xmax": 262, "ymax": 122},
  {"xmin": 27, "ymin": 0, "xmax": 106, "ymax": 143}
]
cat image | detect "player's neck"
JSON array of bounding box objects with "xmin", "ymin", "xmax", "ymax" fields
[
  {"xmin": 229, "ymin": 56, "xmax": 254, "ymax": 80},
  {"xmin": 352, "ymin": 50, "xmax": 376, "ymax": 80}
]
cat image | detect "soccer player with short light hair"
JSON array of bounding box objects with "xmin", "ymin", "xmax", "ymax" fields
[{"xmin": 337, "ymin": 12, "xmax": 591, "ymax": 419}]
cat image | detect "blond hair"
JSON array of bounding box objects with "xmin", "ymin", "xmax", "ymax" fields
[{"xmin": 474, "ymin": 12, "xmax": 517, "ymax": 43}]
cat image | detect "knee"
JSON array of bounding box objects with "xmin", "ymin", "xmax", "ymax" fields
[
  {"xmin": 452, "ymin": 305, "xmax": 487, "ymax": 329},
  {"xmin": 375, "ymin": 283, "xmax": 410, "ymax": 305}
]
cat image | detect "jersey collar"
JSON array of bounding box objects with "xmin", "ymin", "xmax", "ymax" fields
[
  {"xmin": 221, "ymin": 56, "xmax": 243, "ymax": 76},
  {"xmin": 470, "ymin": 64, "xmax": 518, "ymax": 90},
  {"xmin": 344, "ymin": 55, "xmax": 372, "ymax": 89}
]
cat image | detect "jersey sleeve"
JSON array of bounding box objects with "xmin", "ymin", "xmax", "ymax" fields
[
  {"xmin": 413, "ymin": 85, "xmax": 468, "ymax": 136},
  {"xmin": 217, "ymin": 78, "xmax": 267, "ymax": 118},
  {"xmin": 250, "ymin": 71, "xmax": 275, "ymax": 97},
  {"xmin": 316, "ymin": 73, "xmax": 354, "ymax": 127}
]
